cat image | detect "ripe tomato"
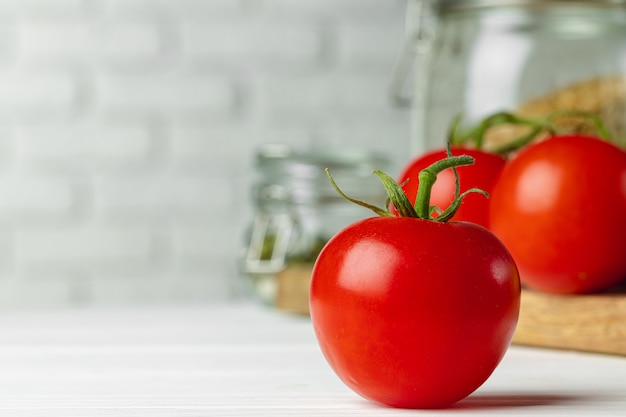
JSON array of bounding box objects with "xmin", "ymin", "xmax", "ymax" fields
[
  {"xmin": 489, "ymin": 135, "xmax": 626, "ymax": 294},
  {"xmin": 310, "ymin": 158, "xmax": 520, "ymax": 409},
  {"xmin": 394, "ymin": 147, "xmax": 506, "ymax": 228}
]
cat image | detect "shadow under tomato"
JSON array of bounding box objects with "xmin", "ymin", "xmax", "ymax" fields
[
  {"xmin": 356, "ymin": 393, "xmax": 588, "ymax": 412},
  {"xmin": 449, "ymin": 393, "xmax": 585, "ymax": 410}
]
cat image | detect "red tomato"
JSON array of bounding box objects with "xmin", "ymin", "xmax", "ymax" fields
[
  {"xmin": 489, "ymin": 135, "xmax": 626, "ymax": 294},
  {"xmin": 394, "ymin": 148, "xmax": 506, "ymax": 228},
  {"xmin": 310, "ymin": 217, "xmax": 520, "ymax": 409}
]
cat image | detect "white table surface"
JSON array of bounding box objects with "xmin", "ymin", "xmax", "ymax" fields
[{"xmin": 0, "ymin": 301, "xmax": 624, "ymax": 416}]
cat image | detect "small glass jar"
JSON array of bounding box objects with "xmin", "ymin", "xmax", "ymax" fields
[
  {"xmin": 241, "ymin": 144, "xmax": 390, "ymax": 313},
  {"xmin": 392, "ymin": 0, "xmax": 626, "ymax": 153}
]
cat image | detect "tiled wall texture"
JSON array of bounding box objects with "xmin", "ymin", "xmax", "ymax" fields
[{"xmin": 0, "ymin": 0, "xmax": 411, "ymax": 310}]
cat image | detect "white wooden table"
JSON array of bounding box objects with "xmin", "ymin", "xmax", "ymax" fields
[{"xmin": 0, "ymin": 301, "xmax": 624, "ymax": 416}]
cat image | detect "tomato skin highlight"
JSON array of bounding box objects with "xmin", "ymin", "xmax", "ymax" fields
[
  {"xmin": 489, "ymin": 135, "xmax": 626, "ymax": 294},
  {"xmin": 310, "ymin": 217, "xmax": 520, "ymax": 409},
  {"xmin": 394, "ymin": 148, "xmax": 506, "ymax": 228}
]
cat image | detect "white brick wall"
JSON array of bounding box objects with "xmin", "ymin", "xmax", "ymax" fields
[{"xmin": 0, "ymin": 0, "xmax": 411, "ymax": 310}]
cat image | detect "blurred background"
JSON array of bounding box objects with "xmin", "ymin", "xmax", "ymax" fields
[{"xmin": 0, "ymin": 0, "xmax": 411, "ymax": 310}]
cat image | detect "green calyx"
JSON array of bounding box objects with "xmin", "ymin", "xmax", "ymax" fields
[
  {"xmin": 326, "ymin": 149, "xmax": 488, "ymax": 222},
  {"xmin": 449, "ymin": 109, "xmax": 614, "ymax": 155}
]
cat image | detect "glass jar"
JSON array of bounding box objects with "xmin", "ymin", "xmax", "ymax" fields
[
  {"xmin": 393, "ymin": 0, "xmax": 626, "ymax": 154},
  {"xmin": 241, "ymin": 144, "xmax": 390, "ymax": 313}
]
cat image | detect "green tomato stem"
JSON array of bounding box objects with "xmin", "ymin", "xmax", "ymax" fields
[
  {"xmin": 449, "ymin": 109, "xmax": 615, "ymax": 154},
  {"xmin": 414, "ymin": 155, "xmax": 474, "ymax": 219},
  {"xmin": 372, "ymin": 170, "xmax": 418, "ymax": 218},
  {"xmin": 326, "ymin": 151, "xmax": 487, "ymax": 222},
  {"xmin": 325, "ymin": 168, "xmax": 394, "ymax": 217},
  {"xmin": 546, "ymin": 109, "xmax": 612, "ymax": 141}
]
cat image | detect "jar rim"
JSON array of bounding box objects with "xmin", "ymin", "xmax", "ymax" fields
[
  {"xmin": 255, "ymin": 143, "xmax": 390, "ymax": 178},
  {"xmin": 437, "ymin": 0, "xmax": 626, "ymax": 13}
]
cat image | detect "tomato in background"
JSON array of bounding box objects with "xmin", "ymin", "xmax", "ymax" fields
[
  {"xmin": 489, "ymin": 135, "xmax": 626, "ymax": 294},
  {"xmin": 394, "ymin": 147, "xmax": 506, "ymax": 228}
]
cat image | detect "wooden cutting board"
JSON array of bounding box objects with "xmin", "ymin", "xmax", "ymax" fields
[
  {"xmin": 274, "ymin": 265, "xmax": 626, "ymax": 356},
  {"xmin": 513, "ymin": 287, "xmax": 626, "ymax": 356}
]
